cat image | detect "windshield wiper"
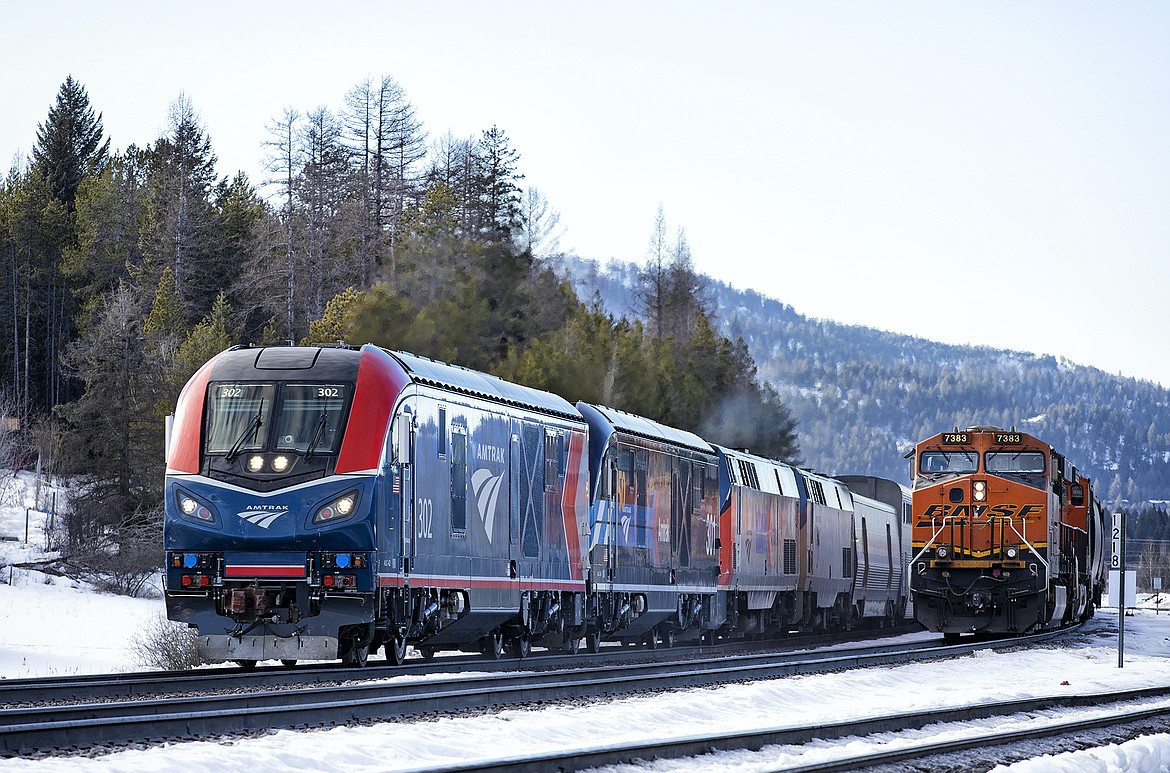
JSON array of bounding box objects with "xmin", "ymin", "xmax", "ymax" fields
[
  {"xmin": 303, "ymin": 411, "xmax": 329, "ymax": 461},
  {"xmin": 225, "ymin": 402, "xmax": 264, "ymax": 462}
]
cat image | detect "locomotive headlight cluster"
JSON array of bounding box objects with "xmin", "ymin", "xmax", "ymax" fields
[
  {"xmin": 176, "ymin": 489, "xmax": 216, "ymax": 524},
  {"xmin": 313, "ymin": 490, "xmax": 360, "ymax": 524},
  {"xmin": 245, "ymin": 454, "xmax": 292, "ymax": 473},
  {"xmin": 1005, "ymin": 546, "xmax": 1019, "ymax": 559},
  {"xmin": 972, "ymin": 480, "xmax": 987, "ymax": 502}
]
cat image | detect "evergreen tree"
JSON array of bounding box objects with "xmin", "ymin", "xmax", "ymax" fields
[
  {"xmin": 56, "ymin": 282, "xmax": 160, "ymax": 547},
  {"xmin": 144, "ymin": 93, "xmax": 220, "ymax": 320},
  {"xmin": 32, "ymin": 76, "xmax": 110, "ymax": 209},
  {"xmin": 474, "ymin": 126, "xmax": 524, "ymax": 240}
]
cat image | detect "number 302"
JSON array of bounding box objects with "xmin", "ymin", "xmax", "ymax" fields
[{"xmin": 416, "ymin": 497, "xmax": 433, "ymax": 539}]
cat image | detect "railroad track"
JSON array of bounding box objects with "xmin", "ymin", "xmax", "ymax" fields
[
  {"xmin": 0, "ymin": 627, "xmax": 1071, "ymax": 758},
  {"xmin": 0, "ymin": 623, "xmax": 920, "ymax": 705},
  {"xmin": 429, "ymin": 686, "xmax": 1170, "ymax": 772}
]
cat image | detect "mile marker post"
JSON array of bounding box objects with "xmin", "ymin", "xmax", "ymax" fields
[{"xmin": 1113, "ymin": 512, "xmax": 1124, "ymax": 668}]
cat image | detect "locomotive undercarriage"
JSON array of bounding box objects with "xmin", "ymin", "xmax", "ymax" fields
[
  {"xmin": 912, "ymin": 568, "xmax": 1046, "ymax": 638},
  {"xmin": 166, "ymin": 579, "xmax": 375, "ymax": 665},
  {"xmin": 374, "ymin": 587, "xmax": 590, "ymax": 663}
]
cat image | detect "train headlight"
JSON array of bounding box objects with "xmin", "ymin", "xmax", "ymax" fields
[
  {"xmin": 1006, "ymin": 546, "xmax": 1019, "ymax": 559},
  {"xmin": 973, "ymin": 481, "xmax": 987, "ymax": 502},
  {"xmin": 313, "ymin": 490, "xmax": 360, "ymax": 524},
  {"xmin": 272, "ymin": 455, "xmax": 291, "ymax": 473},
  {"xmin": 936, "ymin": 545, "xmax": 949, "ymax": 559},
  {"xmin": 247, "ymin": 455, "xmax": 265, "ymax": 473},
  {"xmin": 176, "ymin": 489, "xmax": 216, "ymax": 524}
]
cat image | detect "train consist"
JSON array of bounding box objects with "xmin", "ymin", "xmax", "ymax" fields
[
  {"xmin": 909, "ymin": 427, "xmax": 1108, "ymax": 639},
  {"xmin": 163, "ymin": 344, "xmax": 913, "ymax": 666}
]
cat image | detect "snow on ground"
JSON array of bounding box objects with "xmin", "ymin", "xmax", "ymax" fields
[
  {"xmin": 4, "ymin": 471, "xmax": 1170, "ymax": 771},
  {"xmin": 0, "ymin": 471, "xmax": 161, "ymax": 679}
]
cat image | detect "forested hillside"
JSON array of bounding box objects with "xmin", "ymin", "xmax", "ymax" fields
[
  {"xmin": 0, "ymin": 77, "xmax": 797, "ymax": 576},
  {"xmin": 3, "ymin": 74, "xmax": 1166, "ymax": 592},
  {"xmin": 562, "ymin": 256, "xmax": 1170, "ymax": 507}
]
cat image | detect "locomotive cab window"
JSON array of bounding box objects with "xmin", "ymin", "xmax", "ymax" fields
[
  {"xmin": 985, "ymin": 451, "xmax": 1046, "ymax": 489},
  {"xmin": 273, "ymin": 384, "xmax": 348, "ymax": 454},
  {"xmin": 206, "ymin": 384, "xmax": 275, "ymax": 454},
  {"xmin": 917, "ymin": 450, "xmax": 978, "ymax": 476}
]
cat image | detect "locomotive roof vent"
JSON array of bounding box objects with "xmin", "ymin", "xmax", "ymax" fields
[
  {"xmin": 965, "ymin": 425, "xmax": 1004, "ymax": 432},
  {"xmin": 254, "ymin": 347, "xmax": 323, "ymax": 370}
]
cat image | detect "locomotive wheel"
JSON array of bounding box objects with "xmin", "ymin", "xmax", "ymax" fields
[
  {"xmin": 280, "ymin": 659, "xmax": 298, "ymax": 668},
  {"xmin": 233, "ymin": 659, "xmax": 258, "ymax": 670},
  {"xmin": 480, "ymin": 630, "xmax": 505, "ymax": 660},
  {"xmin": 385, "ymin": 635, "xmax": 407, "ymax": 666},
  {"xmin": 510, "ymin": 633, "xmax": 531, "ymax": 659},
  {"xmin": 644, "ymin": 630, "xmax": 659, "ymax": 649},
  {"xmin": 585, "ymin": 628, "xmax": 602, "ymax": 654},
  {"xmin": 344, "ymin": 643, "xmax": 369, "ymax": 668},
  {"xmin": 418, "ymin": 645, "xmax": 436, "ymax": 661},
  {"xmin": 661, "ymin": 626, "xmax": 676, "ymax": 648},
  {"xmin": 562, "ymin": 635, "xmax": 581, "ymax": 655}
]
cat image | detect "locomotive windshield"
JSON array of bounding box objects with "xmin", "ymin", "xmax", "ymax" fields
[
  {"xmin": 273, "ymin": 384, "xmax": 348, "ymax": 454},
  {"xmin": 206, "ymin": 384, "xmax": 275, "ymax": 455},
  {"xmin": 918, "ymin": 450, "xmax": 978, "ymax": 476},
  {"xmin": 205, "ymin": 382, "xmax": 349, "ymax": 456},
  {"xmin": 985, "ymin": 451, "xmax": 1046, "ymax": 489}
]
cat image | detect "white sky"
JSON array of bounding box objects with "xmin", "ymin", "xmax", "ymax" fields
[{"xmin": 3, "ymin": 2, "xmax": 1169, "ymax": 386}]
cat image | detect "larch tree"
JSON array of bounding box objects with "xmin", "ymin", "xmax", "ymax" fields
[
  {"xmin": 264, "ymin": 107, "xmax": 302, "ymax": 340},
  {"xmin": 636, "ymin": 205, "xmax": 669, "ymax": 338}
]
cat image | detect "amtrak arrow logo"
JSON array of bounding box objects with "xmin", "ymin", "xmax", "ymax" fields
[
  {"xmin": 471, "ymin": 469, "xmax": 503, "ymax": 543},
  {"xmin": 237, "ymin": 505, "xmax": 289, "ymax": 529}
]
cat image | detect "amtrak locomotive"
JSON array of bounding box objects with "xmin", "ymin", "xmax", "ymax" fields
[{"xmin": 163, "ymin": 343, "xmax": 913, "ymax": 666}]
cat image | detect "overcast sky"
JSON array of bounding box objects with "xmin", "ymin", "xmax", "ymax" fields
[{"xmin": 4, "ymin": 2, "xmax": 1168, "ymax": 386}]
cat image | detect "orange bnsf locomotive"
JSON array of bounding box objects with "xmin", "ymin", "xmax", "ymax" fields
[{"xmin": 909, "ymin": 426, "xmax": 1107, "ymax": 640}]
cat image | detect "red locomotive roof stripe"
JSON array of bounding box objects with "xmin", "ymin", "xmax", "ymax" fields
[
  {"xmin": 224, "ymin": 565, "xmax": 307, "ymax": 578},
  {"xmin": 336, "ymin": 347, "xmax": 409, "ymax": 474}
]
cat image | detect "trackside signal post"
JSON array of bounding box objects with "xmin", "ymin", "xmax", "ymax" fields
[{"xmin": 1113, "ymin": 512, "xmax": 1125, "ymax": 668}]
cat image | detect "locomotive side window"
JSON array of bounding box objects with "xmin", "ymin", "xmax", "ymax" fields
[
  {"xmin": 509, "ymin": 434, "xmax": 521, "ymax": 544},
  {"xmin": 273, "ymin": 384, "xmax": 348, "ymax": 454},
  {"xmin": 451, "ymin": 424, "xmax": 467, "ymax": 534},
  {"xmin": 918, "ymin": 450, "xmax": 978, "ymax": 475},
  {"xmin": 206, "ymin": 384, "xmax": 275, "ymax": 454}
]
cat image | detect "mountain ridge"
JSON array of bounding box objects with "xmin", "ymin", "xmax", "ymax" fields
[{"xmin": 556, "ymin": 255, "xmax": 1170, "ymax": 507}]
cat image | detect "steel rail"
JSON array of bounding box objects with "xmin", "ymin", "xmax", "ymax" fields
[
  {"xmin": 0, "ymin": 626, "xmax": 1075, "ymax": 757},
  {"xmin": 421, "ymin": 687, "xmax": 1170, "ymax": 773},
  {"xmin": 0, "ymin": 624, "xmax": 922, "ymax": 705}
]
